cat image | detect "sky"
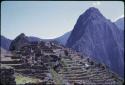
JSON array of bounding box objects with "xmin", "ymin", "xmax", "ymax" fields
[{"xmin": 1, "ymin": 1, "xmax": 124, "ymax": 39}]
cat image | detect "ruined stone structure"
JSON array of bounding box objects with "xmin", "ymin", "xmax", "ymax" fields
[
  {"xmin": 1, "ymin": 41, "xmax": 124, "ymax": 85},
  {"xmin": 0, "ymin": 67, "xmax": 16, "ymax": 85}
]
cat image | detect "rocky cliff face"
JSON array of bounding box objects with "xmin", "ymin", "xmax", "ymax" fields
[
  {"xmin": 66, "ymin": 7, "xmax": 124, "ymax": 78},
  {"xmin": 9, "ymin": 33, "xmax": 29, "ymax": 51}
]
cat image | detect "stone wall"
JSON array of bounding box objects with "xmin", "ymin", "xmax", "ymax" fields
[{"xmin": 0, "ymin": 68, "xmax": 16, "ymax": 85}]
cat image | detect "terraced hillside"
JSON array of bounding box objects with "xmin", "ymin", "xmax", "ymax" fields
[
  {"xmin": 0, "ymin": 41, "xmax": 124, "ymax": 85},
  {"xmin": 59, "ymin": 57, "xmax": 123, "ymax": 84}
]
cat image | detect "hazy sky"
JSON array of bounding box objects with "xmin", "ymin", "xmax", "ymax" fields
[{"xmin": 1, "ymin": 1, "xmax": 124, "ymax": 39}]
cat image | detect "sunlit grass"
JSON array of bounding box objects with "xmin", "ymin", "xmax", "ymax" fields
[
  {"xmin": 14, "ymin": 73, "xmax": 42, "ymax": 84},
  {"xmin": 50, "ymin": 68, "xmax": 63, "ymax": 84},
  {"xmin": 1, "ymin": 64, "xmax": 13, "ymax": 69}
]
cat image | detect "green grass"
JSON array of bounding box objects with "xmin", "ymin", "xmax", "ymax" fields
[
  {"xmin": 61, "ymin": 58, "xmax": 71, "ymax": 72},
  {"xmin": 61, "ymin": 58, "xmax": 68, "ymax": 67},
  {"xmin": 1, "ymin": 64, "xmax": 13, "ymax": 69},
  {"xmin": 50, "ymin": 68, "xmax": 64, "ymax": 84},
  {"xmin": 14, "ymin": 73, "xmax": 42, "ymax": 84}
]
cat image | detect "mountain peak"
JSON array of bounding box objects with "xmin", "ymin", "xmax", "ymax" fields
[
  {"xmin": 80, "ymin": 7, "xmax": 105, "ymax": 21},
  {"xmin": 9, "ymin": 33, "xmax": 29, "ymax": 51},
  {"xmin": 66, "ymin": 7, "xmax": 124, "ymax": 78},
  {"xmin": 18, "ymin": 33, "xmax": 25, "ymax": 37},
  {"xmin": 86, "ymin": 7, "xmax": 100, "ymax": 13},
  {"xmin": 16, "ymin": 33, "xmax": 27, "ymax": 40}
]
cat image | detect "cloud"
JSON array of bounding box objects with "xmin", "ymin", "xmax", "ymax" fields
[{"xmin": 92, "ymin": 1, "xmax": 101, "ymax": 6}]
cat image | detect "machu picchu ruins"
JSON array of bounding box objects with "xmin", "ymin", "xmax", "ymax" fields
[
  {"xmin": 1, "ymin": 2, "xmax": 124, "ymax": 85},
  {"xmin": 0, "ymin": 40, "xmax": 124, "ymax": 85}
]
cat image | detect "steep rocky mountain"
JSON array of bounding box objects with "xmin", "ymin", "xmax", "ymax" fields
[
  {"xmin": 0, "ymin": 35, "xmax": 12, "ymax": 50},
  {"xmin": 115, "ymin": 17, "xmax": 124, "ymax": 30},
  {"xmin": 9, "ymin": 33, "xmax": 30, "ymax": 51},
  {"xmin": 28, "ymin": 36, "xmax": 42, "ymax": 42},
  {"xmin": 55, "ymin": 31, "xmax": 71, "ymax": 45},
  {"xmin": 66, "ymin": 7, "xmax": 124, "ymax": 78}
]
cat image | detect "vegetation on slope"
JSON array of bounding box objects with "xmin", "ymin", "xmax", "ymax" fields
[{"xmin": 14, "ymin": 73, "xmax": 42, "ymax": 84}]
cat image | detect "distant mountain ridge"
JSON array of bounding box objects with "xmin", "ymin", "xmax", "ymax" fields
[
  {"xmin": 0, "ymin": 36, "xmax": 41, "ymax": 51},
  {"xmin": 115, "ymin": 17, "xmax": 124, "ymax": 30},
  {"xmin": 55, "ymin": 31, "xmax": 71, "ymax": 45},
  {"xmin": 28, "ymin": 36, "xmax": 42, "ymax": 42},
  {"xmin": 9, "ymin": 33, "xmax": 58, "ymax": 51},
  {"xmin": 0, "ymin": 35, "xmax": 12, "ymax": 50},
  {"xmin": 66, "ymin": 7, "xmax": 124, "ymax": 78},
  {"xmin": 1, "ymin": 31, "xmax": 71, "ymax": 50}
]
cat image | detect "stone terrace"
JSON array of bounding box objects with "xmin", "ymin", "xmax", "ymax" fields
[{"xmin": 1, "ymin": 41, "xmax": 124, "ymax": 85}]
